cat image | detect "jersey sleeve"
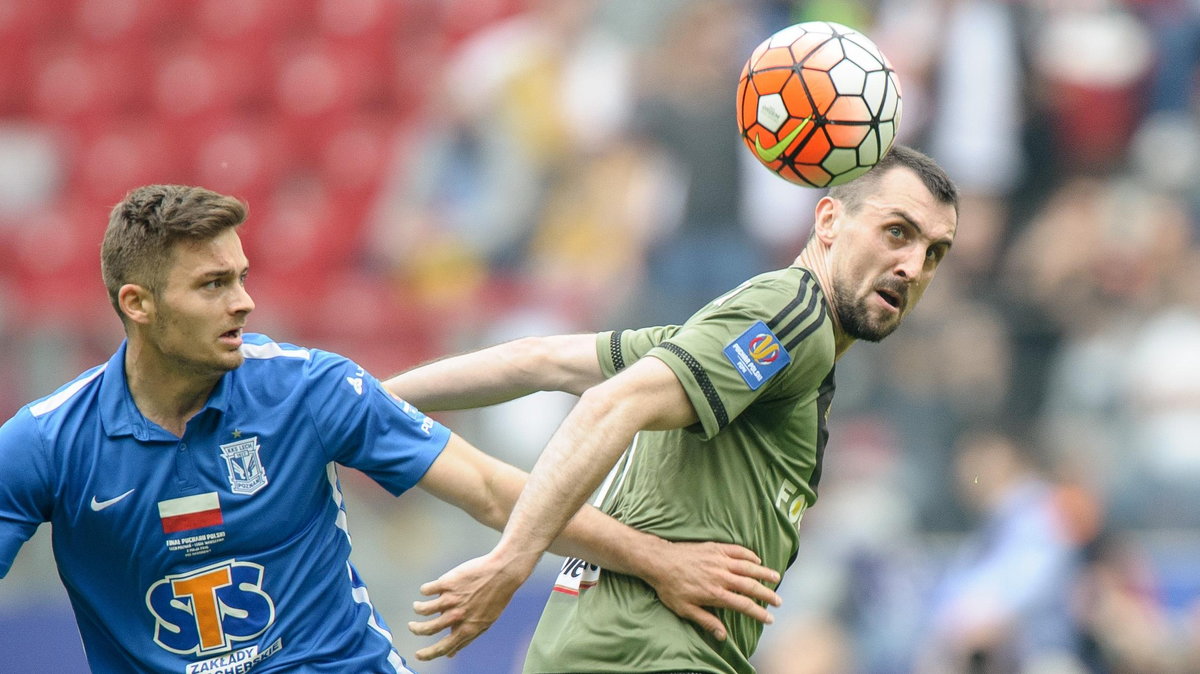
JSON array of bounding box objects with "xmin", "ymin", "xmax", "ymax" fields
[
  {"xmin": 302, "ymin": 350, "xmax": 451, "ymax": 497},
  {"xmin": 599, "ymin": 272, "xmax": 832, "ymax": 440},
  {"xmin": 0, "ymin": 410, "xmax": 53, "ymax": 578}
]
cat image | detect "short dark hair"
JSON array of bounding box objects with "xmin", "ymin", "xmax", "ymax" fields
[
  {"xmin": 827, "ymin": 145, "xmax": 959, "ymax": 215},
  {"xmin": 101, "ymin": 185, "xmax": 247, "ymax": 321}
]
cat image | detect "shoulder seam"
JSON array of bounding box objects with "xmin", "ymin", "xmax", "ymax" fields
[
  {"xmin": 29, "ymin": 365, "xmax": 106, "ymax": 418},
  {"xmin": 659, "ymin": 342, "xmax": 728, "ymax": 429},
  {"xmin": 240, "ymin": 341, "xmax": 311, "ymax": 360}
]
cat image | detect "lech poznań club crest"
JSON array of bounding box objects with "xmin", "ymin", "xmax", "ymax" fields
[{"xmin": 220, "ymin": 437, "xmax": 268, "ymax": 495}]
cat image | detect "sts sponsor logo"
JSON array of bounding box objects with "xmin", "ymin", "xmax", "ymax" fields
[
  {"xmin": 723, "ymin": 320, "xmax": 791, "ymax": 390},
  {"xmin": 146, "ymin": 559, "xmax": 276, "ymax": 657}
]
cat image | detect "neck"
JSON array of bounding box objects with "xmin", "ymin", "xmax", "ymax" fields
[
  {"xmin": 795, "ymin": 239, "xmax": 855, "ymax": 359},
  {"xmin": 125, "ymin": 337, "xmax": 220, "ymax": 437}
]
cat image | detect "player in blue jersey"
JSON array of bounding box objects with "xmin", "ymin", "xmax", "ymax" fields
[{"xmin": 0, "ymin": 185, "xmax": 782, "ymax": 673}]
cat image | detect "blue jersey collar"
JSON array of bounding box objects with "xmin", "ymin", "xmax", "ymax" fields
[{"xmin": 99, "ymin": 340, "xmax": 234, "ymax": 440}]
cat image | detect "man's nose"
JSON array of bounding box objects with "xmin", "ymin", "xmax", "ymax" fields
[
  {"xmin": 894, "ymin": 246, "xmax": 925, "ymax": 280},
  {"xmin": 231, "ymin": 284, "xmax": 255, "ymax": 315}
]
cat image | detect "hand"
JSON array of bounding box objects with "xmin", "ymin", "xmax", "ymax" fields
[
  {"xmin": 407, "ymin": 552, "xmax": 536, "ymax": 660},
  {"xmin": 643, "ymin": 541, "xmax": 782, "ymax": 641}
]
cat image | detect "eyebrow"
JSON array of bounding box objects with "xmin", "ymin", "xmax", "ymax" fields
[
  {"xmin": 889, "ymin": 209, "xmax": 953, "ymax": 250},
  {"xmin": 197, "ymin": 265, "xmax": 249, "ymax": 281}
]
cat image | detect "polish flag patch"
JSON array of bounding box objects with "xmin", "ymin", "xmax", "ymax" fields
[{"xmin": 158, "ymin": 492, "xmax": 223, "ymax": 534}]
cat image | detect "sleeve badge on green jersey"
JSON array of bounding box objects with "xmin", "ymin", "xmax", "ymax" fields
[{"xmin": 723, "ymin": 320, "xmax": 791, "ymax": 390}]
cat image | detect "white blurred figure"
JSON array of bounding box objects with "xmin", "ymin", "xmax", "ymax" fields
[
  {"xmin": 917, "ymin": 430, "xmax": 1093, "ymax": 673},
  {"xmin": 1122, "ymin": 244, "xmax": 1200, "ymax": 527},
  {"xmin": 925, "ymin": 0, "xmax": 1023, "ymax": 280}
]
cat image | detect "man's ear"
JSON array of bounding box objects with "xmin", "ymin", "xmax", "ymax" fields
[
  {"xmin": 813, "ymin": 196, "xmax": 840, "ymax": 246},
  {"xmin": 118, "ymin": 284, "xmax": 154, "ymax": 325}
]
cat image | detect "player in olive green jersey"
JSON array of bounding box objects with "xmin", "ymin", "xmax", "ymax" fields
[
  {"xmin": 523, "ymin": 269, "xmax": 835, "ymax": 673},
  {"xmin": 386, "ymin": 145, "xmax": 959, "ymax": 672}
]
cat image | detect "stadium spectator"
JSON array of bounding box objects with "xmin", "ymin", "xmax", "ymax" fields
[{"xmin": 916, "ymin": 428, "xmax": 1092, "ymax": 672}]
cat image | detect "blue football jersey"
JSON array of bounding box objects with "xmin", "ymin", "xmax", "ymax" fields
[{"xmin": 0, "ymin": 334, "xmax": 451, "ymax": 673}]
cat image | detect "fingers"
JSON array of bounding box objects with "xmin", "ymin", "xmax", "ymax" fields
[
  {"xmin": 409, "ymin": 618, "xmax": 490, "ymax": 660},
  {"xmin": 717, "ymin": 543, "xmax": 762, "ymax": 565},
  {"xmin": 407, "ymin": 611, "xmax": 458, "ymax": 637},
  {"xmin": 418, "ymin": 577, "xmax": 449, "ymax": 597},
  {"xmin": 712, "ymin": 588, "xmax": 775, "ymax": 624},
  {"xmin": 736, "ymin": 559, "xmax": 782, "ymax": 586},
  {"xmin": 412, "ymin": 593, "xmax": 456, "ymax": 617},
  {"xmin": 728, "ymin": 565, "xmax": 782, "ymax": 605},
  {"xmin": 713, "ymin": 569, "xmax": 782, "ymax": 618},
  {"xmin": 413, "ymin": 633, "xmax": 463, "ymax": 661},
  {"xmin": 677, "ymin": 605, "xmax": 728, "ymax": 641},
  {"xmin": 718, "ymin": 544, "xmax": 780, "ymax": 584}
]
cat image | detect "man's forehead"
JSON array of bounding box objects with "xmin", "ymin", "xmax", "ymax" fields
[
  {"xmin": 862, "ymin": 169, "xmax": 956, "ymax": 238},
  {"xmin": 169, "ymin": 231, "xmax": 248, "ymax": 273}
]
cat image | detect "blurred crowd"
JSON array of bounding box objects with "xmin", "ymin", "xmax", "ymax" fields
[{"xmin": 1, "ymin": 0, "xmax": 1198, "ymax": 672}]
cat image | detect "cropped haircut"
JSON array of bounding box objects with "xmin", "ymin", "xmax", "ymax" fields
[
  {"xmin": 101, "ymin": 185, "xmax": 247, "ymax": 321},
  {"xmin": 827, "ymin": 145, "xmax": 959, "ymax": 216}
]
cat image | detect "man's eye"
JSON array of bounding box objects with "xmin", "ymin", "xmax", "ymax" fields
[{"xmin": 887, "ymin": 225, "xmax": 904, "ymax": 238}]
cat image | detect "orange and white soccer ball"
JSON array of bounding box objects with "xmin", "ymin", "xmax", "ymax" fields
[{"xmin": 736, "ymin": 21, "xmax": 902, "ymax": 188}]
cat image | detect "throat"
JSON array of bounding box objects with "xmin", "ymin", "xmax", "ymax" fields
[
  {"xmin": 795, "ymin": 246, "xmax": 849, "ymax": 357},
  {"xmin": 125, "ymin": 361, "xmax": 219, "ymax": 438}
]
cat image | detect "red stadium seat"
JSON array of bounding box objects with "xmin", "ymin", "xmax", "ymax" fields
[
  {"xmin": 314, "ymin": 0, "xmax": 399, "ymax": 46},
  {"xmin": 68, "ymin": 0, "xmax": 170, "ymax": 46},
  {"xmin": 8, "ymin": 194, "xmax": 112, "ymax": 328},
  {"xmin": 318, "ymin": 116, "xmax": 392, "ymax": 196},
  {"xmin": 193, "ymin": 120, "xmax": 291, "ymax": 207},
  {"xmin": 71, "ymin": 121, "xmax": 188, "ymax": 204},
  {"xmin": 194, "ymin": 0, "xmax": 295, "ymax": 41}
]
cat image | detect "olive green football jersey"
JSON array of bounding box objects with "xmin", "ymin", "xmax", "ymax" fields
[{"xmin": 523, "ymin": 266, "xmax": 837, "ymax": 674}]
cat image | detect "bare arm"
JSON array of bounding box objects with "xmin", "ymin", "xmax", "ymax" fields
[
  {"xmin": 383, "ymin": 334, "xmax": 603, "ymax": 411},
  {"xmin": 411, "ymin": 356, "xmax": 706, "ymax": 659},
  {"xmin": 492, "ymin": 355, "xmax": 698, "ymax": 567},
  {"xmin": 415, "ymin": 433, "xmax": 780, "ymax": 653}
]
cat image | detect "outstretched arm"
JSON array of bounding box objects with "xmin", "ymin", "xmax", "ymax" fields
[
  {"xmin": 411, "ymin": 355, "xmax": 707, "ymax": 660},
  {"xmin": 383, "ymin": 334, "xmax": 603, "ymax": 411},
  {"xmin": 414, "ymin": 433, "xmax": 781, "ymax": 659}
]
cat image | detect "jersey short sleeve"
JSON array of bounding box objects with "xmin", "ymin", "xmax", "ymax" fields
[
  {"xmin": 597, "ymin": 269, "xmax": 833, "ymax": 440},
  {"xmin": 0, "ymin": 410, "xmax": 53, "ymax": 578},
  {"xmin": 299, "ymin": 348, "xmax": 451, "ymax": 496}
]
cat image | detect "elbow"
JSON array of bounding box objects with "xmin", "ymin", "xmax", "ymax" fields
[
  {"xmin": 506, "ymin": 336, "xmax": 552, "ymax": 386},
  {"xmin": 479, "ymin": 503, "xmax": 510, "ymax": 534},
  {"xmin": 477, "ymin": 463, "xmax": 522, "ymax": 533},
  {"xmin": 468, "ymin": 486, "xmax": 511, "ymax": 533},
  {"xmin": 508, "ymin": 334, "xmax": 600, "ymax": 396},
  {"xmin": 483, "ymin": 336, "xmax": 546, "ymax": 395},
  {"xmin": 573, "ymin": 383, "xmax": 641, "ymax": 436}
]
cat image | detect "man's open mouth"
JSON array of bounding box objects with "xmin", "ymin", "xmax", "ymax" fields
[{"xmin": 877, "ymin": 289, "xmax": 901, "ymax": 309}]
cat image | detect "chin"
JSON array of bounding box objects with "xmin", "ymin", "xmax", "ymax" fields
[
  {"xmin": 217, "ymin": 352, "xmax": 246, "ymax": 371},
  {"xmin": 852, "ymin": 317, "xmax": 904, "ymax": 342}
]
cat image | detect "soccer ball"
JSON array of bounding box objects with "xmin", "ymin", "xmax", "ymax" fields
[{"xmin": 736, "ymin": 21, "xmax": 902, "ymax": 188}]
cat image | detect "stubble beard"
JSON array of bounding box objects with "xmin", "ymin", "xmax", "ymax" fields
[
  {"xmin": 151, "ymin": 310, "xmax": 243, "ymax": 379},
  {"xmin": 831, "ymin": 284, "xmax": 901, "ymax": 343}
]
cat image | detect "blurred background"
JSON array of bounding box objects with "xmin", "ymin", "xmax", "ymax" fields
[{"xmin": 0, "ymin": 0, "xmax": 1198, "ymax": 671}]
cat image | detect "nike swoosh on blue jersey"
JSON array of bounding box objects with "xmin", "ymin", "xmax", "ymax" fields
[{"xmin": 90, "ymin": 488, "xmax": 136, "ymax": 511}]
